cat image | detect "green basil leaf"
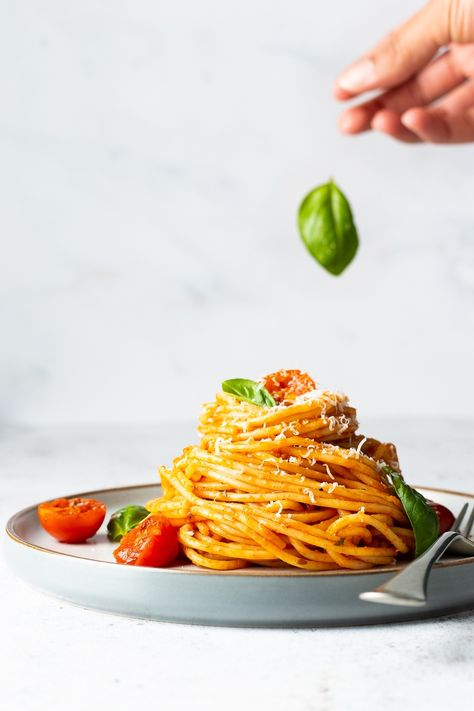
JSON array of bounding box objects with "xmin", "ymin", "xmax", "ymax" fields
[
  {"xmin": 298, "ymin": 179, "xmax": 359, "ymax": 276},
  {"xmin": 222, "ymin": 378, "xmax": 276, "ymax": 407},
  {"xmin": 107, "ymin": 505, "xmax": 149, "ymax": 542},
  {"xmin": 384, "ymin": 467, "xmax": 439, "ymax": 557}
]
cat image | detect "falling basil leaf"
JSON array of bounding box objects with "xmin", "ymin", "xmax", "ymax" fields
[
  {"xmin": 222, "ymin": 378, "xmax": 276, "ymax": 407},
  {"xmin": 297, "ymin": 179, "xmax": 359, "ymax": 276},
  {"xmin": 384, "ymin": 467, "xmax": 439, "ymax": 557},
  {"xmin": 107, "ymin": 505, "xmax": 150, "ymax": 542}
]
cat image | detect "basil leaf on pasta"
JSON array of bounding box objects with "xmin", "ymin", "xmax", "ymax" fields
[
  {"xmin": 298, "ymin": 179, "xmax": 359, "ymax": 276},
  {"xmin": 385, "ymin": 468, "xmax": 439, "ymax": 557},
  {"xmin": 107, "ymin": 505, "xmax": 149, "ymax": 542},
  {"xmin": 222, "ymin": 379, "xmax": 276, "ymax": 407}
]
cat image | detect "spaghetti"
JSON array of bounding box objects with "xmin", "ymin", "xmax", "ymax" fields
[{"xmin": 147, "ymin": 370, "xmax": 414, "ymax": 571}]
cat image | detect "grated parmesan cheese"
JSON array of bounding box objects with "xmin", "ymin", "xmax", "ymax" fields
[
  {"xmin": 266, "ymin": 501, "xmax": 283, "ymax": 517},
  {"xmin": 356, "ymin": 436, "xmax": 367, "ymax": 458},
  {"xmin": 324, "ymin": 464, "xmax": 335, "ymax": 480},
  {"xmin": 288, "ymin": 422, "xmax": 300, "ymax": 436}
]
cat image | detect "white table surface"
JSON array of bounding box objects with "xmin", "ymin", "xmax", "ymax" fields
[{"xmin": 2, "ymin": 420, "xmax": 474, "ymax": 711}]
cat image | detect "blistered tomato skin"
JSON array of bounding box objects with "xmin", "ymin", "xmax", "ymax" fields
[
  {"xmin": 262, "ymin": 370, "xmax": 316, "ymax": 404},
  {"xmin": 427, "ymin": 500, "xmax": 455, "ymax": 535},
  {"xmin": 113, "ymin": 513, "xmax": 179, "ymax": 567},
  {"xmin": 38, "ymin": 498, "xmax": 106, "ymax": 543}
]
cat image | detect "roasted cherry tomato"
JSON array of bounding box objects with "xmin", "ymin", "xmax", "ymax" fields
[
  {"xmin": 113, "ymin": 513, "xmax": 179, "ymax": 567},
  {"xmin": 38, "ymin": 497, "xmax": 106, "ymax": 543},
  {"xmin": 427, "ymin": 500, "xmax": 455, "ymax": 534},
  {"xmin": 262, "ymin": 369, "xmax": 316, "ymax": 404}
]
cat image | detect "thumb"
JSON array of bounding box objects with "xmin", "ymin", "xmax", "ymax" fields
[{"xmin": 336, "ymin": 1, "xmax": 450, "ymax": 96}]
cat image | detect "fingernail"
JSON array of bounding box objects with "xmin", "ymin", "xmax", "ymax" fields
[
  {"xmin": 338, "ymin": 58, "xmax": 376, "ymax": 93},
  {"xmin": 400, "ymin": 111, "xmax": 415, "ymax": 129},
  {"xmin": 371, "ymin": 112, "xmax": 384, "ymax": 130}
]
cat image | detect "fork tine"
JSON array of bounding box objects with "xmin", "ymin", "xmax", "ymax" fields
[
  {"xmin": 452, "ymin": 503, "xmax": 468, "ymax": 532},
  {"xmin": 461, "ymin": 506, "xmax": 474, "ymax": 538}
]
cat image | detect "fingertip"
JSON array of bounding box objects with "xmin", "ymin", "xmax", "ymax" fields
[
  {"xmin": 370, "ymin": 109, "xmax": 401, "ymax": 134},
  {"xmin": 401, "ymin": 108, "xmax": 450, "ymax": 142},
  {"xmin": 332, "ymin": 82, "xmax": 354, "ymax": 101},
  {"xmin": 337, "ymin": 107, "xmax": 373, "ymax": 134},
  {"xmin": 337, "ymin": 58, "xmax": 376, "ymax": 95},
  {"xmin": 371, "ymin": 109, "xmax": 421, "ymax": 143},
  {"xmin": 371, "ymin": 111, "xmax": 388, "ymax": 132},
  {"xmin": 337, "ymin": 112, "xmax": 358, "ymax": 134},
  {"xmin": 400, "ymin": 107, "xmax": 425, "ymax": 131}
]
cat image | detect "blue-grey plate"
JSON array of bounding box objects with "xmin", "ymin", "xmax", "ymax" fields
[{"xmin": 5, "ymin": 484, "xmax": 474, "ymax": 627}]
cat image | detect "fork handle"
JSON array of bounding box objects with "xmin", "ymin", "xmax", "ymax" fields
[{"xmin": 359, "ymin": 531, "xmax": 461, "ymax": 607}]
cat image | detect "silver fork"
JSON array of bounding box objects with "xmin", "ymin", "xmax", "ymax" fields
[{"xmin": 359, "ymin": 503, "xmax": 474, "ymax": 607}]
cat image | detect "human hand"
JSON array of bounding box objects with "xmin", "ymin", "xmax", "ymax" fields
[{"xmin": 334, "ymin": 0, "xmax": 474, "ymax": 143}]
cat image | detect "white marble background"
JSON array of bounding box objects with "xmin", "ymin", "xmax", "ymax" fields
[{"xmin": 2, "ymin": 0, "xmax": 474, "ymax": 426}]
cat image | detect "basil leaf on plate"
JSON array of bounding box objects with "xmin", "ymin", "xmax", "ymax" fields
[
  {"xmin": 107, "ymin": 505, "xmax": 149, "ymax": 542},
  {"xmin": 222, "ymin": 378, "xmax": 276, "ymax": 407},
  {"xmin": 298, "ymin": 179, "xmax": 359, "ymax": 276},
  {"xmin": 384, "ymin": 467, "xmax": 440, "ymax": 557}
]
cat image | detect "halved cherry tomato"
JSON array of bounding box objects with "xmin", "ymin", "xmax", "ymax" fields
[
  {"xmin": 262, "ymin": 369, "xmax": 316, "ymax": 404},
  {"xmin": 38, "ymin": 497, "xmax": 106, "ymax": 543},
  {"xmin": 427, "ymin": 500, "xmax": 455, "ymax": 535},
  {"xmin": 113, "ymin": 513, "xmax": 179, "ymax": 567}
]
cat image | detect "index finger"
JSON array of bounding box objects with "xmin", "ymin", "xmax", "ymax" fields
[
  {"xmin": 334, "ymin": 1, "xmax": 448, "ymax": 98},
  {"xmin": 337, "ymin": 48, "xmax": 465, "ymax": 133}
]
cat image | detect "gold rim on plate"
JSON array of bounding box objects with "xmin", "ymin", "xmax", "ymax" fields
[{"xmin": 5, "ymin": 483, "xmax": 474, "ymax": 577}]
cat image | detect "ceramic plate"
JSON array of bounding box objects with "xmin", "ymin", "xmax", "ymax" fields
[{"xmin": 5, "ymin": 484, "xmax": 474, "ymax": 627}]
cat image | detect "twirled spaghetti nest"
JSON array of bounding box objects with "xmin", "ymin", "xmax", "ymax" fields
[{"xmin": 147, "ymin": 388, "xmax": 413, "ymax": 570}]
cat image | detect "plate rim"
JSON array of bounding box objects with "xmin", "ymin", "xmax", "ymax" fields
[{"xmin": 6, "ymin": 482, "xmax": 474, "ymax": 578}]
